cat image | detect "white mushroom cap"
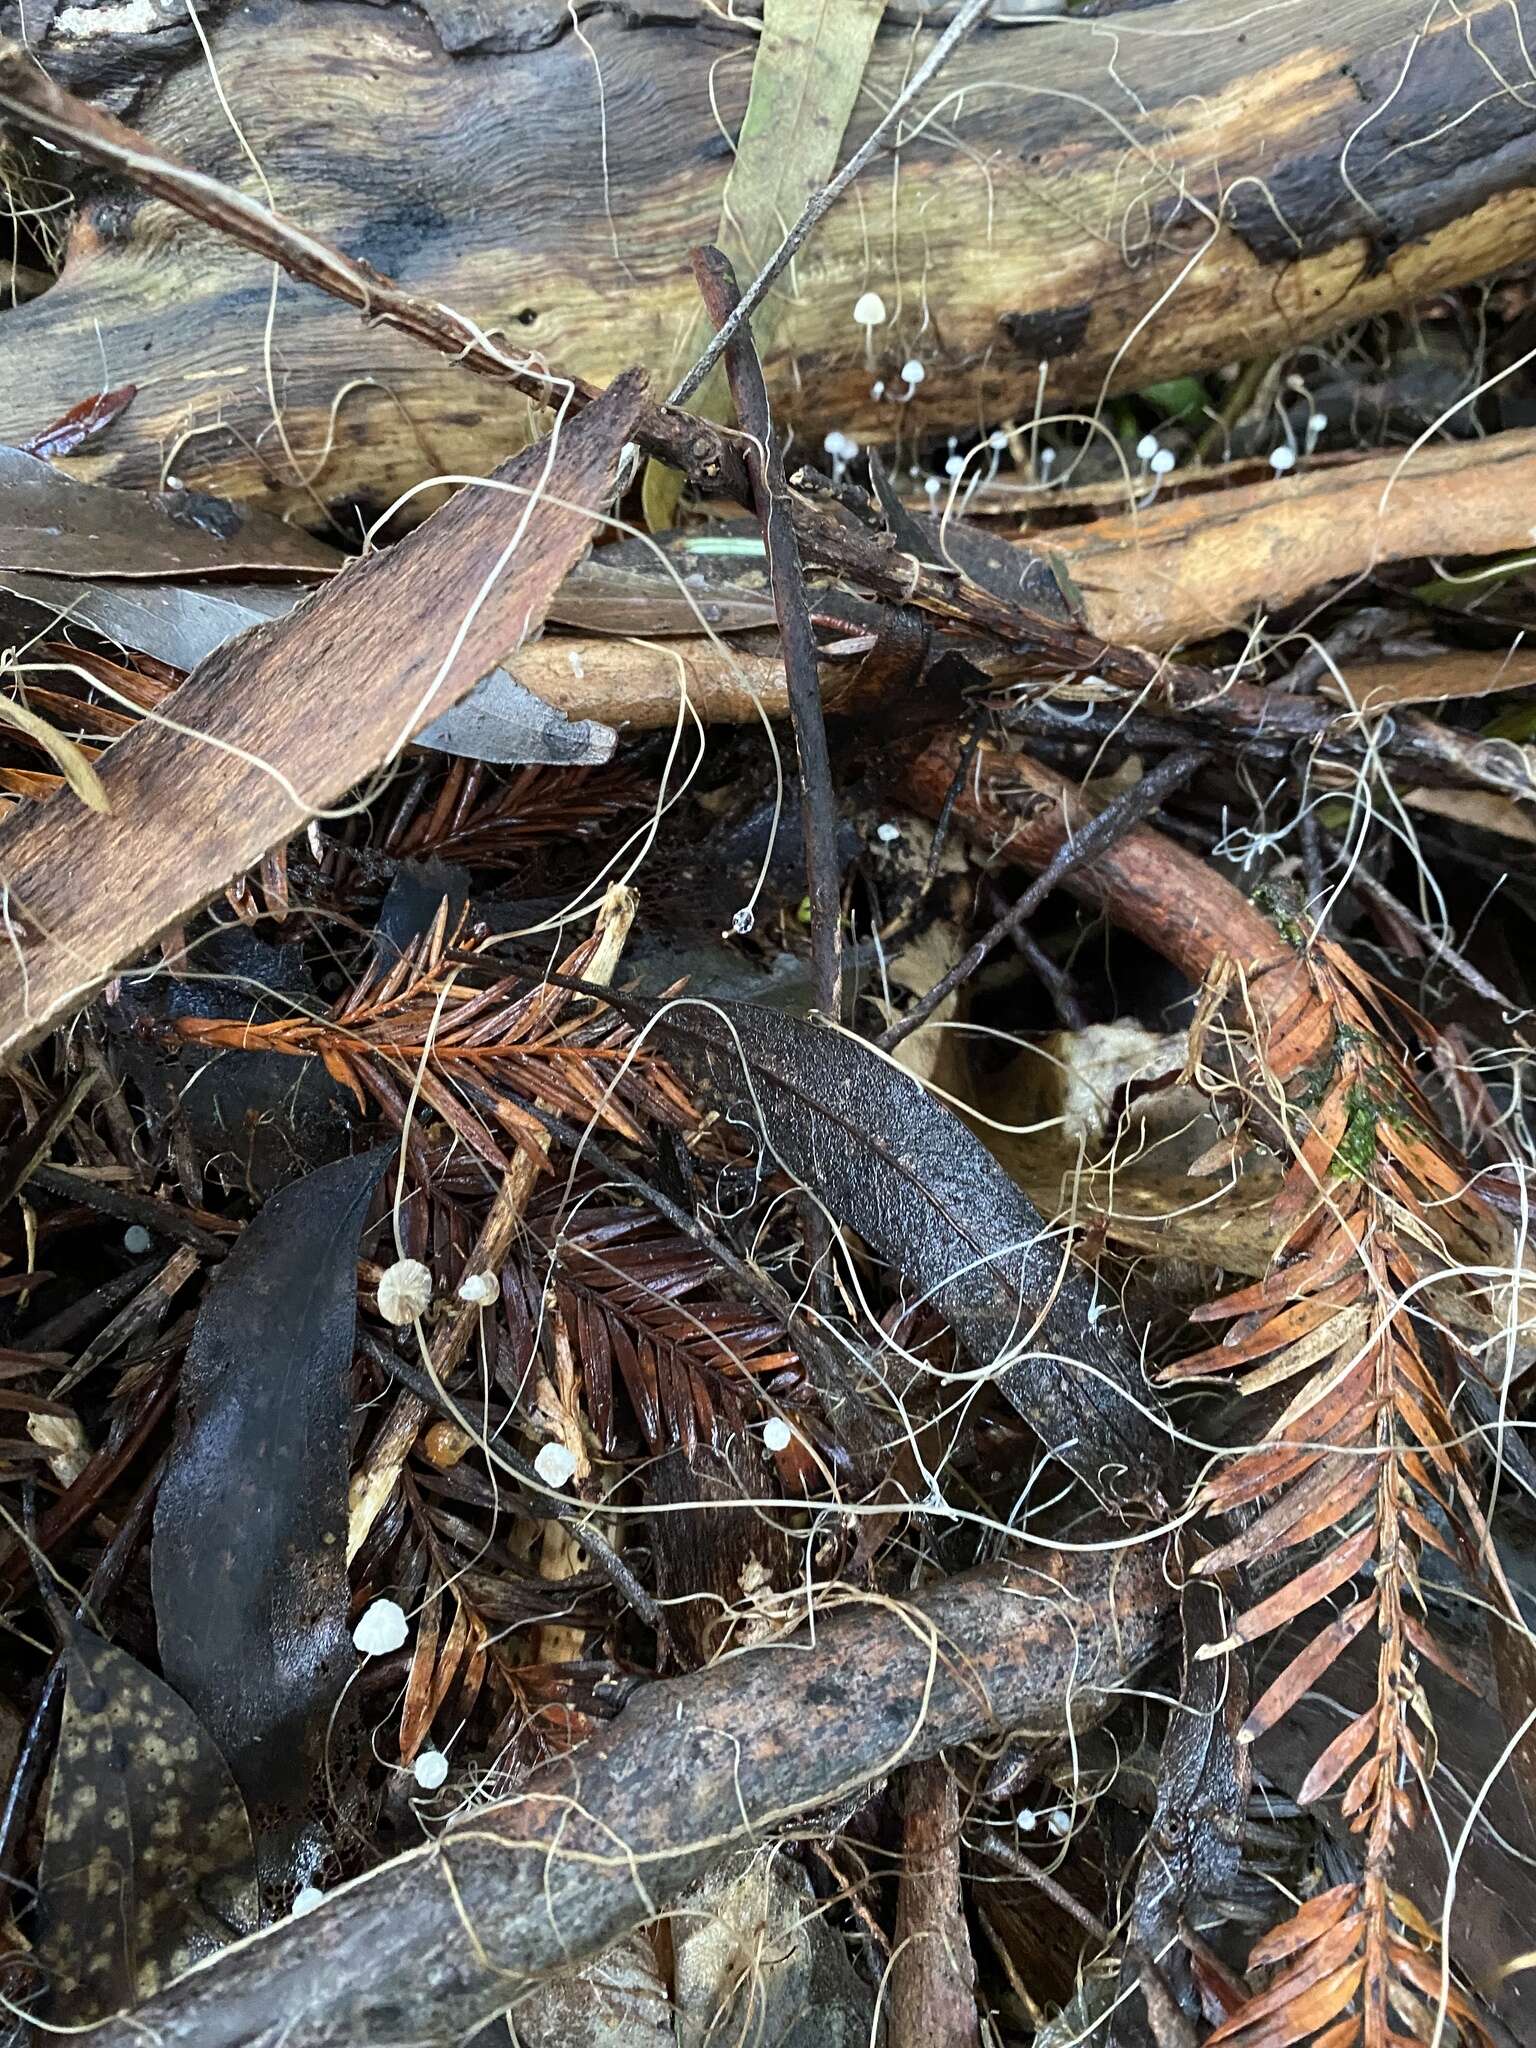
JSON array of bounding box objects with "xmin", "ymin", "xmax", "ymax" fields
[
  {"xmin": 535, "ymin": 1441, "xmax": 578, "ymax": 1489},
  {"xmin": 852, "ymin": 291, "xmax": 887, "ymax": 327},
  {"xmin": 377, "ymin": 1257, "xmax": 433, "ymax": 1326},
  {"xmin": 353, "ymin": 1597, "xmax": 409, "ymax": 1657}
]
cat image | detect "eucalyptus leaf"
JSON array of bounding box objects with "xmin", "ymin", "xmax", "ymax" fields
[
  {"xmin": 38, "ymin": 1625, "xmax": 258, "ymax": 2024},
  {"xmin": 151, "ymin": 1147, "xmax": 394, "ymax": 1893},
  {"xmin": 648, "ymin": 1002, "xmax": 1166, "ymax": 1509}
]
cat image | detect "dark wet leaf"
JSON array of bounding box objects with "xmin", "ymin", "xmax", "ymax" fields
[
  {"xmin": 21, "ymin": 384, "xmax": 138, "ymax": 461},
  {"xmin": 648, "ymin": 1002, "xmax": 1166, "ymax": 1508},
  {"xmin": 38, "ymin": 1623, "xmax": 258, "ymax": 2024},
  {"xmin": 151, "ymin": 1146, "xmax": 394, "ymax": 1893},
  {"xmin": 372, "ymin": 860, "xmax": 471, "ymax": 965},
  {"xmin": 0, "ymin": 446, "xmax": 340, "ymax": 579},
  {"xmin": 106, "ymin": 925, "xmax": 355, "ymax": 1198}
]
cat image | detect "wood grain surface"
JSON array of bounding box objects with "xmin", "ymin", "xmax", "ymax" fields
[{"xmin": 2, "ymin": 0, "xmax": 1534, "ymax": 519}]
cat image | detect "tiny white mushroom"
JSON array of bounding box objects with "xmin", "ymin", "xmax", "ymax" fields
[
  {"xmin": 821, "ymin": 429, "xmax": 859, "ymax": 482},
  {"xmin": 124, "ymin": 1224, "xmax": 153, "ymax": 1255},
  {"xmin": 762, "ymin": 1417, "xmax": 793, "ymax": 1453},
  {"xmin": 353, "ymin": 1598, "xmax": 409, "ymax": 1658},
  {"xmin": 534, "ymin": 1440, "xmax": 578, "ymax": 1489},
  {"xmin": 1268, "ymin": 443, "xmax": 1297, "ymax": 473},
  {"xmin": 875, "ymin": 821, "xmax": 901, "ymax": 845},
  {"xmin": 870, "ymin": 380, "xmax": 886, "ymax": 400},
  {"xmin": 923, "ymin": 476, "xmax": 942, "ymax": 500},
  {"xmin": 894, "ymin": 357, "xmax": 926, "ymax": 402},
  {"xmin": 1135, "ymin": 432, "xmax": 1160, "ymax": 463},
  {"xmin": 291, "ymin": 1885, "xmax": 326, "ymax": 1918},
  {"xmin": 944, "ymin": 453, "xmax": 966, "ymax": 478},
  {"xmin": 377, "ymin": 1257, "xmax": 433, "ymax": 1326},
  {"xmin": 457, "ymin": 1269, "xmax": 500, "ymax": 1308},
  {"xmin": 852, "ymin": 290, "xmax": 887, "ymax": 364},
  {"xmin": 1149, "ymin": 447, "xmax": 1176, "ymax": 476},
  {"xmin": 412, "ymin": 1749, "xmax": 450, "ymax": 1791},
  {"xmin": 1047, "ymin": 1808, "xmax": 1073, "ymax": 1838},
  {"xmin": 730, "ymin": 906, "xmax": 755, "ymax": 936}
]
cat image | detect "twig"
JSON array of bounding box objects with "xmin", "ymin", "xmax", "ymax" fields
[
  {"xmin": 692, "ymin": 244, "xmax": 844, "ymax": 1021},
  {"xmin": 0, "ymin": 1068, "xmax": 96, "ymax": 1215},
  {"xmin": 669, "ymin": 0, "xmax": 996, "ymax": 407},
  {"xmin": 972, "ymin": 1830, "xmax": 1113, "ymax": 1948},
  {"xmin": 878, "ymin": 747, "xmax": 1208, "ymax": 1050},
  {"xmin": 1337, "ymin": 847, "xmax": 1527, "ymax": 1017},
  {"xmin": 25, "ymin": 1164, "xmax": 230, "ymax": 1257},
  {"xmin": 53, "ymin": 1244, "xmax": 201, "ymax": 1398},
  {"xmin": 999, "ymin": 898, "xmax": 1086, "ymax": 1030}
]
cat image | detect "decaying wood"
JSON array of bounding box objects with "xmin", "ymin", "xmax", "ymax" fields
[
  {"xmin": 0, "ymin": 371, "xmax": 644, "ymax": 1062},
  {"xmin": 77, "ymin": 1544, "xmax": 1171, "ymax": 2048},
  {"xmin": 1047, "ymin": 427, "xmax": 1536, "ymax": 651},
  {"xmin": 2, "ymin": 0, "xmax": 1535, "ymax": 518}
]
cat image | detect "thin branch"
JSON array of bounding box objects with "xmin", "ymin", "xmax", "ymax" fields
[
  {"xmin": 878, "ymin": 747, "xmax": 1208, "ymax": 1050},
  {"xmin": 692, "ymin": 244, "xmax": 844, "ymax": 1021}
]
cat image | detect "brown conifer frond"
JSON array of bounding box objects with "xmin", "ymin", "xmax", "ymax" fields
[
  {"xmin": 1183, "ymin": 935, "xmax": 1511, "ymax": 2048},
  {"xmin": 169, "ymin": 907, "xmax": 694, "ymax": 1169},
  {"xmin": 517, "ymin": 1195, "xmax": 800, "ymax": 1458}
]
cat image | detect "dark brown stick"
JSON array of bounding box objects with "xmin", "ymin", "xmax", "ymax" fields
[
  {"xmin": 692, "ymin": 245, "xmax": 843, "ymax": 1021},
  {"xmin": 891, "ymin": 1758, "xmax": 982, "ymax": 2048},
  {"xmin": 971, "ymin": 1832, "xmax": 1113, "ymax": 1948},
  {"xmin": 77, "ymin": 1541, "xmax": 1172, "ymax": 2048},
  {"xmin": 26, "ymin": 1165, "xmax": 229, "ymax": 1258},
  {"xmin": 879, "ymin": 748, "xmax": 1209, "ymax": 1050}
]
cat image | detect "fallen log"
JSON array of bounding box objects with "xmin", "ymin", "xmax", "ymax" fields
[
  {"xmin": 2, "ymin": 0, "xmax": 1535, "ymax": 519},
  {"xmin": 76, "ymin": 1542, "xmax": 1171, "ymax": 2048}
]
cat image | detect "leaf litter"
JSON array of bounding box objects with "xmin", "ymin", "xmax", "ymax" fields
[{"xmin": 2, "ymin": 10, "xmax": 1536, "ymax": 2048}]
